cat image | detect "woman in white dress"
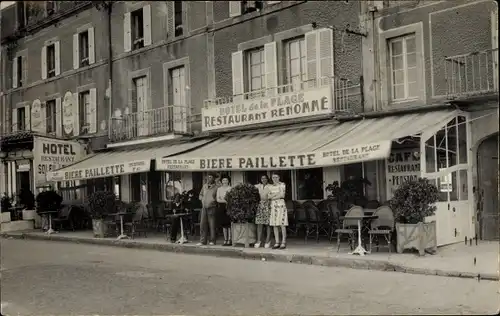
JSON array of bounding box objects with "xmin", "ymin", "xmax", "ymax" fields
[
  {"xmin": 268, "ymin": 173, "xmax": 288, "ymax": 249},
  {"xmin": 254, "ymin": 174, "xmax": 271, "ymax": 249}
]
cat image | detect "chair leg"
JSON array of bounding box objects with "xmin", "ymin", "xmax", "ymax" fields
[
  {"xmin": 336, "ymin": 233, "xmax": 341, "ymax": 252},
  {"xmin": 369, "ymin": 234, "xmax": 373, "ymax": 252}
]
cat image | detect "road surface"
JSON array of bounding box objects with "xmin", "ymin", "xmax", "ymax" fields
[{"xmin": 1, "ymin": 238, "xmax": 498, "ymax": 315}]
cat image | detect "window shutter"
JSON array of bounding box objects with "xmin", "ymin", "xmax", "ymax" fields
[
  {"xmin": 54, "ymin": 41, "xmax": 61, "ymax": 76},
  {"xmin": 73, "ymin": 33, "xmax": 79, "ymax": 69},
  {"xmin": 88, "ymin": 27, "xmax": 95, "ymax": 64},
  {"xmin": 305, "ymin": 30, "xmax": 318, "ymax": 87},
  {"xmin": 264, "ymin": 42, "xmax": 278, "ymax": 96},
  {"xmin": 41, "ymin": 46, "xmax": 47, "ymax": 79},
  {"xmin": 12, "ymin": 109, "xmax": 18, "ymax": 132},
  {"xmin": 231, "ymin": 51, "xmax": 244, "ymax": 102},
  {"xmin": 73, "ymin": 92, "xmax": 80, "ymax": 136},
  {"xmin": 22, "ymin": 55, "xmax": 28, "ymax": 86},
  {"xmin": 12, "ymin": 57, "xmax": 18, "ymax": 88},
  {"xmin": 89, "ymin": 88, "xmax": 97, "ymax": 133},
  {"xmin": 124, "ymin": 12, "xmax": 132, "ymax": 52},
  {"xmin": 229, "ymin": 1, "xmax": 242, "ymax": 17},
  {"xmin": 55, "ymin": 97, "xmax": 62, "ymax": 137},
  {"xmin": 166, "ymin": 1, "xmax": 174, "ymax": 37},
  {"xmin": 318, "ymin": 28, "xmax": 334, "ymax": 83},
  {"xmin": 143, "ymin": 5, "xmax": 152, "ymax": 46},
  {"xmin": 25, "ymin": 105, "xmax": 31, "ymax": 130}
]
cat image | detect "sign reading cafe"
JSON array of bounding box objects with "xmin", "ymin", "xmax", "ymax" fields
[{"xmin": 202, "ymin": 86, "xmax": 332, "ymax": 131}]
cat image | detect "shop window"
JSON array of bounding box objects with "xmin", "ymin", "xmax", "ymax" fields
[
  {"xmin": 296, "ymin": 168, "xmax": 323, "ymax": 200},
  {"xmin": 457, "ymin": 116, "xmax": 467, "ymax": 164},
  {"xmin": 130, "ymin": 173, "xmax": 141, "ymax": 202},
  {"xmin": 162, "ymin": 172, "xmax": 182, "ymax": 200},
  {"xmin": 244, "ymin": 171, "xmax": 266, "ymax": 185},
  {"xmin": 245, "ymin": 47, "xmax": 265, "ymax": 99},
  {"xmin": 435, "ymin": 129, "xmax": 447, "ymax": 170},
  {"xmin": 425, "ymin": 135, "xmax": 436, "ymax": 173},
  {"xmin": 192, "ymin": 172, "xmax": 203, "ymax": 196},
  {"xmin": 446, "ymin": 118, "xmax": 457, "ymax": 168}
]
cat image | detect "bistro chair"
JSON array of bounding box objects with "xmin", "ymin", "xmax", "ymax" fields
[
  {"xmin": 292, "ymin": 201, "xmax": 308, "ymax": 239},
  {"xmin": 52, "ymin": 204, "xmax": 74, "ymax": 231},
  {"xmin": 334, "ymin": 206, "xmax": 364, "ymax": 252},
  {"xmin": 190, "ymin": 208, "xmax": 202, "ymax": 236},
  {"xmin": 327, "ymin": 203, "xmax": 342, "ymax": 241},
  {"xmin": 368, "ymin": 205, "xmax": 395, "ymax": 253},
  {"xmin": 365, "ymin": 200, "xmax": 381, "ymax": 210},
  {"xmin": 124, "ymin": 207, "xmax": 148, "ymax": 239},
  {"xmin": 303, "ymin": 203, "xmax": 329, "ymax": 243},
  {"xmin": 285, "ymin": 200, "xmax": 297, "ymax": 236}
]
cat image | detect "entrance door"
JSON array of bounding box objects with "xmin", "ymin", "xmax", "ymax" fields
[
  {"xmin": 171, "ymin": 67, "xmax": 187, "ymax": 133},
  {"xmin": 477, "ymin": 133, "xmax": 499, "ymax": 240},
  {"xmin": 134, "ymin": 76, "xmax": 149, "ymax": 136}
]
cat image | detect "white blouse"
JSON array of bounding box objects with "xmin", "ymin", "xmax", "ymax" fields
[
  {"xmin": 216, "ymin": 185, "xmax": 231, "ymax": 203},
  {"xmin": 255, "ymin": 183, "xmax": 270, "ymax": 200}
]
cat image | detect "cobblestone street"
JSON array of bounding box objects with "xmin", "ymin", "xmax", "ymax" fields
[{"xmin": 1, "ymin": 238, "xmax": 498, "ymax": 315}]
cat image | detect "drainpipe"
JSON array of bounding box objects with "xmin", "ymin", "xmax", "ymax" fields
[
  {"xmin": 369, "ymin": 5, "xmax": 379, "ymax": 112},
  {"xmin": 106, "ymin": 4, "xmax": 113, "ymax": 140}
]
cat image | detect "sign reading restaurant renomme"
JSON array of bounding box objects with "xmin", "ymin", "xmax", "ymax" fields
[
  {"xmin": 202, "ymin": 86, "xmax": 332, "ymax": 131},
  {"xmin": 157, "ymin": 141, "xmax": 392, "ymax": 171}
]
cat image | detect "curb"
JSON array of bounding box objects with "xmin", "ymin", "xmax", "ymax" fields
[{"xmin": 2, "ymin": 232, "xmax": 498, "ymax": 281}]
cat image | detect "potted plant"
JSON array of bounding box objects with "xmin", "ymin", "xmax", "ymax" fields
[
  {"xmin": 36, "ymin": 190, "xmax": 63, "ymax": 230},
  {"xmin": 390, "ymin": 178, "xmax": 439, "ymax": 256},
  {"xmin": 1, "ymin": 195, "xmax": 12, "ymax": 223},
  {"xmin": 88, "ymin": 191, "xmax": 117, "ymax": 238},
  {"xmin": 325, "ymin": 177, "xmax": 371, "ymax": 211},
  {"xmin": 226, "ymin": 183, "xmax": 260, "ymax": 247},
  {"xmin": 19, "ymin": 188, "xmax": 36, "ymax": 221}
]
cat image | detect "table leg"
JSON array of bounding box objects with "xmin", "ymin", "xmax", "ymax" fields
[
  {"xmin": 348, "ymin": 219, "xmax": 369, "ymax": 256},
  {"xmin": 46, "ymin": 214, "xmax": 56, "ymax": 235},
  {"xmin": 177, "ymin": 217, "xmax": 188, "ymax": 244},
  {"xmin": 117, "ymin": 215, "xmax": 128, "ymax": 240}
]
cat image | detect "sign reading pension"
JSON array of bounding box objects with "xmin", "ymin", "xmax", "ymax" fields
[
  {"xmin": 202, "ymin": 86, "xmax": 332, "ymax": 131},
  {"xmin": 385, "ymin": 148, "xmax": 421, "ymax": 199},
  {"xmin": 157, "ymin": 141, "xmax": 392, "ymax": 171},
  {"xmin": 48, "ymin": 159, "xmax": 151, "ymax": 182}
]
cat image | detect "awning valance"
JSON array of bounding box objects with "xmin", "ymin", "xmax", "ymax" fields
[
  {"xmin": 156, "ymin": 110, "xmax": 458, "ymax": 171},
  {"xmin": 47, "ymin": 139, "xmax": 212, "ymax": 182}
]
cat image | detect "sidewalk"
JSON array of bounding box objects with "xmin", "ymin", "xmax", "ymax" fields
[{"xmin": 2, "ymin": 230, "xmax": 498, "ymax": 281}]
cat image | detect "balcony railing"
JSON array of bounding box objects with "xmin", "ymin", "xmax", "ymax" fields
[
  {"xmin": 203, "ymin": 76, "xmax": 363, "ymax": 114},
  {"xmin": 109, "ymin": 105, "xmax": 191, "ymax": 143},
  {"xmin": 0, "ymin": 119, "xmax": 58, "ymax": 139},
  {"xmin": 445, "ymin": 48, "xmax": 499, "ymax": 98}
]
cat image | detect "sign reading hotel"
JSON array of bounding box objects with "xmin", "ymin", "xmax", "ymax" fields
[
  {"xmin": 202, "ymin": 86, "xmax": 332, "ymax": 131},
  {"xmin": 49, "ymin": 159, "xmax": 151, "ymax": 182},
  {"xmin": 33, "ymin": 136, "xmax": 85, "ymax": 185},
  {"xmin": 157, "ymin": 141, "xmax": 392, "ymax": 171},
  {"xmin": 385, "ymin": 148, "xmax": 421, "ymax": 199}
]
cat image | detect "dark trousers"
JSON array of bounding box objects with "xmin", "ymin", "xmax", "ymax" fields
[
  {"xmin": 169, "ymin": 215, "xmax": 181, "ymax": 242},
  {"xmin": 200, "ymin": 206, "xmax": 217, "ymax": 244}
]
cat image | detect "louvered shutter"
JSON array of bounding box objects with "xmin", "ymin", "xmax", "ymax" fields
[
  {"xmin": 264, "ymin": 42, "xmax": 278, "ymax": 96},
  {"xmin": 166, "ymin": 1, "xmax": 174, "ymax": 37},
  {"xmin": 305, "ymin": 30, "xmax": 318, "ymax": 88},
  {"xmin": 73, "ymin": 92, "xmax": 80, "ymax": 136},
  {"xmin": 231, "ymin": 51, "xmax": 244, "ymax": 102},
  {"xmin": 12, "ymin": 109, "xmax": 18, "ymax": 132},
  {"xmin": 41, "ymin": 46, "xmax": 47, "ymax": 79},
  {"xmin": 56, "ymin": 97, "xmax": 62, "ymax": 137},
  {"xmin": 54, "ymin": 41, "xmax": 61, "ymax": 76},
  {"xmin": 88, "ymin": 27, "xmax": 95, "ymax": 64},
  {"xmin": 12, "ymin": 57, "xmax": 18, "ymax": 88},
  {"xmin": 124, "ymin": 13, "xmax": 132, "ymax": 52},
  {"xmin": 143, "ymin": 5, "xmax": 152, "ymax": 46},
  {"xmin": 73, "ymin": 33, "xmax": 80, "ymax": 69},
  {"xmin": 318, "ymin": 28, "xmax": 334, "ymax": 83},
  {"xmin": 89, "ymin": 88, "xmax": 97, "ymax": 133},
  {"xmin": 24, "ymin": 105, "xmax": 31, "ymax": 131}
]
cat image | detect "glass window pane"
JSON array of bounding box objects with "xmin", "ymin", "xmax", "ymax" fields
[
  {"xmin": 393, "ymin": 84, "xmax": 405, "ymax": 99},
  {"xmin": 296, "ymin": 168, "xmax": 324, "ymax": 200},
  {"xmin": 391, "ymin": 40, "xmax": 403, "ymax": 56},
  {"xmin": 449, "ymin": 171, "xmax": 458, "ymax": 201},
  {"xmin": 425, "ymin": 135, "xmax": 436, "ymax": 173},
  {"xmin": 446, "ymin": 118, "xmax": 458, "ymax": 168},
  {"xmin": 251, "ymin": 77, "xmax": 262, "ymax": 90},
  {"xmin": 459, "ymin": 169, "xmax": 468, "ymax": 201},
  {"xmin": 393, "ymin": 70, "xmax": 405, "ymax": 84},
  {"xmin": 437, "ymin": 176, "xmax": 449, "ymax": 202},
  {"xmin": 407, "ymin": 53, "xmax": 417, "ymax": 68},
  {"xmin": 436, "ymin": 129, "xmax": 447, "ymax": 169},
  {"xmin": 405, "ymin": 36, "xmax": 416, "ymax": 53},
  {"xmin": 457, "ymin": 116, "xmax": 467, "ymax": 164},
  {"xmin": 407, "ymin": 67, "xmax": 417, "ymax": 83},
  {"xmin": 391, "ymin": 55, "xmax": 404, "ymax": 70},
  {"xmin": 290, "ymin": 58, "xmax": 301, "ymax": 77},
  {"xmin": 408, "ymin": 82, "xmax": 419, "ymax": 98},
  {"xmin": 251, "ymin": 64, "xmax": 261, "ymax": 77},
  {"xmin": 289, "ymin": 41, "xmax": 299, "ymax": 59},
  {"xmin": 299, "ymin": 39, "xmax": 306, "ymax": 57}
]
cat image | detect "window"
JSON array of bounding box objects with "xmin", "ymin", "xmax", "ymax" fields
[
  {"xmin": 389, "ymin": 34, "xmax": 417, "ymax": 101},
  {"xmin": 113, "ymin": 176, "xmax": 121, "ymax": 200},
  {"xmin": 46, "ymin": 99, "xmax": 56, "ymax": 134},
  {"xmin": 170, "ymin": 66, "xmax": 187, "ymax": 132},
  {"xmin": 13, "ymin": 56, "xmax": 24, "ymax": 88},
  {"xmin": 244, "ymin": 1, "xmax": 263, "ymax": 13},
  {"xmin": 46, "ymin": 1, "xmax": 56, "ymax": 16},
  {"xmin": 46, "ymin": 44, "xmax": 56, "ymax": 78},
  {"xmin": 296, "ymin": 168, "xmax": 324, "ymax": 200},
  {"xmin": 17, "ymin": 107, "xmax": 26, "ymax": 131},
  {"xmin": 79, "ymin": 31, "xmax": 89, "ymax": 67},
  {"xmin": 131, "ymin": 8, "xmax": 144, "ymax": 50},
  {"xmin": 79, "ymin": 91, "xmax": 91, "ymax": 134},
  {"xmin": 17, "ymin": 2, "xmax": 25, "ymax": 29},
  {"xmin": 244, "ymin": 171, "xmax": 266, "ymax": 185},
  {"xmin": 162, "ymin": 172, "xmax": 183, "ymax": 201},
  {"xmin": 246, "ymin": 48, "xmax": 265, "ymax": 98},
  {"xmin": 174, "ymin": 1, "xmax": 183, "ymax": 36},
  {"xmin": 285, "ymin": 37, "xmax": 306, "ymax": 92}
]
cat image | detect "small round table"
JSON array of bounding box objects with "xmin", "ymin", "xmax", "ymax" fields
[
  {"xmin": 166, "ymin": 213, "xmax": 190, "ymax": 244},
  {"xmin": 38, "ymin": 211, "xmax": 59, "ymax": 235},
  {"xmin": 110, "ymin": 212, "xmax": 129, "ymax": 240},
  {"xmin": 340, "ymin": 215, "xmax": 378, "ymax": 256}
]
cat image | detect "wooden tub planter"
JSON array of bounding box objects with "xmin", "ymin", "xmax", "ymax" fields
[
  {"xmin": 395, "ymin": 221, "xmax": 437, "ymax": 256},
  {"xmin": 231, "ymin": 222, "xmax": 257, "ymax": 248}
]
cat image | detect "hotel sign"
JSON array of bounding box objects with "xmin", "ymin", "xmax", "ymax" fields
[
  {"xmin": 202, "ymin": 86, "xmax": 332, "ymax": 132},
  {"xmin": 157, "ymin": 141, "xmax": 392, "ymax": 171}
]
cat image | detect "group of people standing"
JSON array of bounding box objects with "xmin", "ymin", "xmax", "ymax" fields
[{"xmin": 196, "ymin": 172, "xmax": 289, "ymax": 249}]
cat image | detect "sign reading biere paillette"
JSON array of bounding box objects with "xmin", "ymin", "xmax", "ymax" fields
[{"xmin": 202, "ymin": 86, "xmax": 332, "ymax": 131}]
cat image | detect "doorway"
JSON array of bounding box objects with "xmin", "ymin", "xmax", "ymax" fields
[{"xmin": 17, "ymin": 171, "xmax": 31, "ymax": 192}]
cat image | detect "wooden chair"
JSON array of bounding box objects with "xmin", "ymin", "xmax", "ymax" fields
[
  {"xmin": 292, "ymin": 201, "xmax": 308, "ymax": 239},
  {"xmin": 303, "ymin": 203, "xmax": 329, "ymax": 243},
  {"xmin": 53, "ymin": 205, "xmax": 74, "ymax": 231},
  {"xmin": 190, "ymin": 208, "xmax": 202, "ymax": 236},
  {"xmin": 368, "ymin": 205, "xmax": 395, "ymax": 253},
  {"xmin": 124, "ymin": 206, "xmax": 148, "ymax": 239},
  {"xmin": 327, "ymin": 203, "xmax": 342, "ymax": 241},
  {"xmin": 334, "ymin": 206, "xmax": 364, "ymax": 252}
]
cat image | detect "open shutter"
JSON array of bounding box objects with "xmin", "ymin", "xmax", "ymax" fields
[
  {"xmin": 492, "ymin": 9, "xmax": 498, "ymax": 90},
  {"xmin": 143, "ymin": 5, "xmax": 152, "ymax": 46},
  {"xmin": 305, "ymin": 30, "xmax": 318, "ymax": 88},
  {"xmin": 73, "ymin": 92, "xmax": 80, "ymax": 136},
  {"xmin": 73, "ymin": 33, "xmax": 79, "ymax": 69},
  {"xmin": 12, "ymin": 57, "xmax": 18, "ymax": 88},
  {"xmin": 22, "ymin": 56, "xmax": 28, "ymax": 86},
  {"xmin": 229, "ymin": 1, "xmax": 242, "ymax": 17},
  {"xmin": 318, "ymin": 28, "xmax": 334, "ymax": 83},
  {"xmin": 88, "ymin": 27, "xmax": 95, "ymax": 64},
  {"xmin": 12, "ymin": 109, "xmax": 18, "ymax": 132},
  {"xmin": 41, "ymin": 46, "xmax": 47, "ymax": 79},
  {"xmin": 25, "ymin": 105, "xmax": 31, "ymax": 130},
  {"xmin": 166, "ymin": 1, "xmax": 174, "ymax": 37},
  {"xmin": 264, "ymin": 42, "xmax": 278, "ymax": 96},
  {"xmin": 89, "ymin": 88, "xmax": 97, "ymax": 133},
  {"xmin": 231, "ymin": 51, "xmax": 244, "ymax": 102},
  {"xmin": 124, "ymin": 12, "xmax": 132, "ymax": 52},
  {"xmin": 54, "ymin": 41, "xmax": 61, "ymax": 76},
  {"xmin": 55, "ymin": 97, "xmax": 62, "ymax": 137},
  {"xmin": 40, "ymin": 102, "xmax": 47, "ymax": 133}
]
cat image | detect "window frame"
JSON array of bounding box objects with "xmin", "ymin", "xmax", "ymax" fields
[
  {"xmin": 17, "ymin": 107, "xmax": 26, "ymax": 131},
  {"xmin": 45, "ymin": 99, "xmax": 57, "ymax": 134},
  {"xmin": 174, "ymin": 1, "xmax": 183, "ymax": 37},
  {"xmin": 388, "ymin": 34, "xmax": 418, "ymax": 102},
  {"xmin": 79, "ymin": 30, "xmax": 90, "ymax": 67},
  {"xmin": 131, "ymin": 8, "xmax": 145, "ymax": 50},
  {"xmin": 245, "ymin": 47, "xmax": 265, "ymax": 98},
  {"xmin": 46, "ymin": 43, "xmax": 56, "ymax": 78},
  {"xmin": 16, "ymin": 56, "xmax": 23, "ymax": 87},
  {"xmin": 78, "ymin": 91, "xmax": 91, "ymax": 134},
  {"xmin": 284, "ymin": 36, "xmax": 307, "ymax": 91}
]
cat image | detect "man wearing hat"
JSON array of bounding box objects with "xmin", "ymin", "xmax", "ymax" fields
[{"xmin": 197, "ymin": 173, "xmax": 219, "ymax": 245}]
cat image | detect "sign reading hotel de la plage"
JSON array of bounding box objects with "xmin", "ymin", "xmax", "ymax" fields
[{"xmin": 202, "ymin": 86, "xmax": 332, "ymax": 131}]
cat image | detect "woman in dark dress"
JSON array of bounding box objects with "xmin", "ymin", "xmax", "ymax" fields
[
  {"xmin": 216, "ymin": 176, "xmax": 232, "ymax": 246},
  {"xmin": 168, "ymin": 193, "xmax": 185, "ymax": 243}
]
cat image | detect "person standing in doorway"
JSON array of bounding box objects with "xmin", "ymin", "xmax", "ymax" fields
[
  {"xmin": 254, "ymin": 174, "xmax": 272, "ymax": 248},
  {"xmin": 197, "ymin": 173, "xmax": 219, "ymax": 246},
  {"xmin": 216, "ymin": 175, "xmax": 232, "ymax": 246},
  {"xmin": 268, "ymin": 172, "xmax": 288, "ymax": 249}
]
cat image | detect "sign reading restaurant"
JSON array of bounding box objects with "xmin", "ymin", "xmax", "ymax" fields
[
  {"xmin": 157, "ymin": 141, "xmax": 392, "ymax": 171},
  {"xmin": 202, "ymin": 86, "xmax": 332, "ymax": 131}
]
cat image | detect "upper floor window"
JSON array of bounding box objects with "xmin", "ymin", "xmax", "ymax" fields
[
  {"xmin": 245, "ymin": 47, "xmax": 265, "ymax": 98},
  {"xmin": 229, "ymin": 1, "xmax": 264, "ymax": 17},
  {"xmin": 285, "ymin": 37, "xmax": 306, "ymax": 92},
  {"xmin": 12, "ymin": 55, "xmax": 26, "ymax": 88},
  {"xmin": 131, "ymin": 8, "xmax": 144, "ymax": 50},
  {"xmin": 46, "ymin": 100, "xmax": 57, "ymax": 134},
  {"xmin": 389, "ymin": 34, "xmax": 417, "ymax": 101},
  {"xmin": 17, "ymin": 2, "xmax": 26, "ymax": 29},
  {"xmin": 17, "ymin": 107, "xmax": 26, "ymax": 131},
  {"xmin": 45, "ymin": 1, "xmax": 57, "ymax": 16},
  {"xmin": 124, "ymin": 5, "xmax": 152, "ymax": 52},
  {"xmin": 46, "ymin": 44, "xmax": 56, "ymax": 78},
  {"xmin": 79, "ymin": 91, "xmax": 91, "ymax": 134},
  {"xmin": 73, "ymin": 28, "xmax": 95, "ymax": 69},
  {"xmin": 174, "ymin": 1, "xmax": 183, "ymax": 36}
]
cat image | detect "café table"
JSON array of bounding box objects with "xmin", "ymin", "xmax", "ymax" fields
[
  {"xmin": 109, "ymin": 212, "xmax": 129, "ymax": 240},
  {"xmin": 339, "ymin": 214, "xmax": 378, "ymax": 256},
  {"xmin": 38, "ymin": 210, "xmax": 60, "ymax": 235},
  {"xmin": 165, "ymin": 213, "xmax": 190, "ymax": 244}
]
